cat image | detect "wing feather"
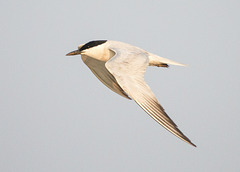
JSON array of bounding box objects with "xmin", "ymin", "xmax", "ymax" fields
[
  {"xmin": 106, "ymin": 47, "xmax": 196, "ymax": 147},
  {"xmin": 81, "ymin": 55, "xmax": 131, "ymax": 99}
]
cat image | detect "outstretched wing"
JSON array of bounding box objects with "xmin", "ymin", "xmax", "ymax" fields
[
  {"xmin": 105, "ymin": 47, "xmax": 196, "ymax": 147},
  {"xmin": 81, "ymin": 55, "xmax": 131, "ymax": 99}
]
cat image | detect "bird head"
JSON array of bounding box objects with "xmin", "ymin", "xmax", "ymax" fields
[{"xmin": 66, "ymin": 40, "xmax": 107, "ymax": 56}]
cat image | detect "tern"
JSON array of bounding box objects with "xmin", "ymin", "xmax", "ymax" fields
[{"xmin": 66, "ymin": 40, "xmax": 196, "ymax": 147}]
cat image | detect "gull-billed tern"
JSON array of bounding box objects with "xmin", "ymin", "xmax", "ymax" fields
[{"xmin": 66, "ymin": 40, "xmax": 196, "ymax": 147}]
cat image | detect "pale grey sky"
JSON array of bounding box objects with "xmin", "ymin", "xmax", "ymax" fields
[{"xmin": 1, "ymin": 0, "xmax": 240, "ymax": 171}]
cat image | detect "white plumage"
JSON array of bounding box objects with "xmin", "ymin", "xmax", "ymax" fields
[{"xmin": 66, "ymin": 40, "xmax": 196, "ymax": 147}]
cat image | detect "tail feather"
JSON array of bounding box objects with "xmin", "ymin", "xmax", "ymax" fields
[{"xmin": 148, "ymin": 53, "xmax": 186, "ymax": 67}]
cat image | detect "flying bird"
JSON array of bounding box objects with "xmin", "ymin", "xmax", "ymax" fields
[{"xmin": 66, "ymin": 40, "xmax": 196, "ymax": 147}]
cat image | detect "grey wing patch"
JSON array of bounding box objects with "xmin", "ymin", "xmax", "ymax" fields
[{"xmin": 81, "ymin": 55, "xmax": 131, "ymax": 99}]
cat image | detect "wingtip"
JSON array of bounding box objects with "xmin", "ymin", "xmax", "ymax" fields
[
  {"xmin": 182, "ymin": 135, "xmax": 196, "ymax": 147},
  {"xmin": 189, "ymin": 142, "xmax": 197, "ymax": 147}
]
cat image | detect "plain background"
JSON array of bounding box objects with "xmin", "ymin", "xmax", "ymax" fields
[{"xmin": 1, "ymin": 0, "xmax": 240, "ymax": 171}]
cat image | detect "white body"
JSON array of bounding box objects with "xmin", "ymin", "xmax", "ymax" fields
[
  {"xmin": 80, "ymin": 41, "xmax": 186, "ymax": 66},
  {"xmin": 67, "ymin": 40, "xmax": 195, "ymax": 147}
]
